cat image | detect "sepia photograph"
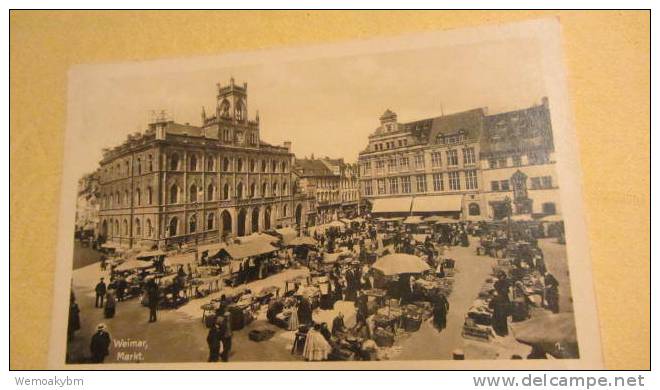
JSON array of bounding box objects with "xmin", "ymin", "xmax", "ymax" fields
[{"xmin": 43, "ymin": 16, "xmax": 606, "ymax": 369}]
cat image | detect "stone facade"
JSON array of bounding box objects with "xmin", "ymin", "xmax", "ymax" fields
[
  {"xmin": 97, "ymin": 79, "xmax": 312, "ymax": 249},
  {"xmin": 358, "ymin": 98, "xmax": 559, "ymax": 221}
]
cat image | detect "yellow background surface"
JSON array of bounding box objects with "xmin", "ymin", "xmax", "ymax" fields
[{"xmin": 10, "ymin": 10, "xmax": 650, "ymax": 370}]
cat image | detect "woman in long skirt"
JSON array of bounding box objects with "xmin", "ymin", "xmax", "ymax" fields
[
  {"xmin": 287, "ymin": 302, "xmax": 300, "ymax": 331},
  {"xmin": 432, "ymin": 293, "xmax": 449, "ymax": 331}
]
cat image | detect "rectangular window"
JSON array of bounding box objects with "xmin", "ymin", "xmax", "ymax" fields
[
  {"xmin": 463, "ymin": 147, "xmax": 476, "ymax": 165},
  {"xmin": 465, "ymin": 169, "xmax": 478, "ymax": 190},
  {"xmin": 433, "ymin": 173, "xmax": 444, "ymax": 191},
  {"xmin": 401, "ymin": 176, "xmax": 411, "ymax": 193},
  {"xmin": 489, "ymin": 159, "xmax": 497, "ymax": 169},
  {"xmin": 389, "ymin": 177, "xmax": 399, "ymax": 194},
  {"xmin": 364, "ymin": 181, "xmax": 372, "ymax": 196},
  {"xmin": 431, "ymin": 152, "xmax": 442, "ymax": 167},
  {"xmin": 500, "ymin": 180, "xmax": 510, "ymax": 191},
  {"xmin": 375, "ymin": 160, "xmax": 385, "ymax": 175},
  {"xmin": 414, "ymin": 154, "xmax": 425, "ymax": 169},
  {"xmin": 446, "ymin": 150, "xmax": 459, "ymax": 166},
  {"xmin": 530, "ymin": 177, "xmax": 541, "ymax": 190},
  {"xmin": 387, "ymin": 158, "xmax": 397, "ymax": 173},
  {"xmin": 399, "ymin": 157, "xmax": 409, "ymax": 171},
  {"xmin": 377, "ymin": 179, "xmax": 386, "ymax": 195},
  {"xmin": 491, "ymin": 181, "xmax": 500, "ymax": 191},
  {"xmin": 498, "ymin": 158, "xmax": 507, "ymax": 168},
  {"xmin": 362, "ymin": 161, "xmax": 372, "ymax": 175},
  {"xmin": 542, "ymin": 176, "xmax": 553, "ymax": 188},
  {"xmin": 416, "ymin": 175, "xmax": 427, "ymax": 193},
  {"xmin": 448, "ymin": 171, "xmax": 461, "ymax": 190},
  {"xmin": 512, "ymin": 155, "xmax": 522, "ymax": 166}
]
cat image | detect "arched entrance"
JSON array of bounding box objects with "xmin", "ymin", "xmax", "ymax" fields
[
  {"xmin": 237, "ymin": 209, "xmax": 247, "ymax": 237},
  {"xmin": 100, "ymin": 220, "xmax": 108, "ymax": 240},
  {"xmin": 169, "ymin": 217, "xmax": 178, "ymax": 237},
  {"xmin": 295, "ymin": 204, "xmax": 303, "ymax": 227},
  {"xmin": 251, "ymin": 207, "xmax": 260, "ymax": 233},
  {"xmin": 221, "ymin": 210, "xmax": 232, "ymax": 238},
  {"xmin": 264, "ymin": 206, "xmax": 272, "ymax": 230}
]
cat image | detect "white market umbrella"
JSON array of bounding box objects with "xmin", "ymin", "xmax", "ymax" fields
[{"xmin": 372, "ymin": 253, "xmax": 430, "ymax": 276}]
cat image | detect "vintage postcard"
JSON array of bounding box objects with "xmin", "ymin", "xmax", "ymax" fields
[{"xmin": 48, "ymin": 17, "xmax": 603, "ymax": 369}]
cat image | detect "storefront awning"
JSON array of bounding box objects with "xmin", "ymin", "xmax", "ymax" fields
[
  {"xmin": 136, "ymin": 250, "xmax": 167, "ymax": 259},
  {"xmin": 411, "ymin": 195, "xmax": 462, "ymax": 213},
  {"xmin": 219, "ymin": 241, "xmax": 279, "ymax": 259},
  {"xmin": 371, "ymin": 197, "xmax": 413, "ymax": 214},
  {"xmin": 403, "ymin": 216, "xmax": 425, "ymax": 224}
]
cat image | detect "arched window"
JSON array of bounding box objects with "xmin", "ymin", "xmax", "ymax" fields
[
  {"xmin": 124, "ymin": 190, "xmax": 129, "ymax": 206},
  {"xmin": 189, "ymin": 184, "xmax": 198, "ymax": 203},
  {"xmin": 223, "ymin": 183, "xmax": 231, "ymax": 200},
  {"xmin": 237, "ymin": 182, "xmax": 244, "ymax": 199},
  {"xmin": 135, "ymin": 188, "xmax": 141, "ymax": 206},
  {"xmin": 262, "ymin": 182, "xmax": 269, "ymax": 197},
  {"xmin": 124, "ymin": 161, "xmax": 130, "ymax": 176},
  {"xmin": 272, "ymin": 161, "xmax": 277, "ymax": 173},
  {"xmin": 189, "ymin": 154, "xmax": 198, "ymax": 171},
  {"xmin": 249, "ymin": 159, "xmax": 256, "ymax": 172},
  {"xmin": 250, "ymin": 183, "xmax": 256, "ymax": 198},
  {"xmin": 114, "ymin": 219, "xmax": 119, "ymax": 235},
  {"xmin": 282, "ymin": 182, "xmax": 288, "ymax": 195},
  {"xmin": 222, "ymin": 158, "xmax": 230, "ymax": 172},
  {"xmin": 272, "ymin": 182, "xmax": 279, "ymax": 197},
  {"xmin": 207, "ymin": 184, "xmax": 215, "ymax": 201},
  {"xmin": 261, "ymin": 160, "xmax": 267, "ymax": 172},
  {"xmin": 189, "ymin": 215, "xmax": 197, "ymax": 233},
  {"xmin": 220, "ymin": 99, "xmax": 230, "ymax": 118},
  {"xmin": 207, "ymin": 156, "xmax": 215, "ymax": 171},
  {"xmin": 283, "ymin": 204, "xmax": 288, "ymax": 217},
  {"xmin": 122, "ymin": 219, "xmax": 128, "ymax": 235},
  {"xmin": 236, "ymin": 101, "xmax": 245, "ymax": 121},
  {"xmin": 169, "ymin": 217, "xmax": 178, "ymax": 237},
  {"xmin": 136, "ymin": 158, "xmax": 141, "ymax": 175},
  {"xmin": 170, "ymin": 153, "xmax": 180, "ymax": 171},
  {"xmin": 147, "ymin": 154, "xmax": 153, "ymax": 171},
  {"xmin": 145, "ymin": 218, "xmax": 152, "ymax": 238},
  {"xmin": 281, "ymin": 161, "xmax": 287, "ymax": 172},
  {"xmin": 134, "ymin": 218, "xmax": 141, "ymax": 237},
  {"xmin": 207, "ymin": 213, "xmax": 215, "ymax": 230},
  {"xmin": 115, "ymin": 192, "xmax": 120, "ymax": 206},
  {"xmin": 170, "ymin": 184, "xmax": 179, "ymax": 204},
  {"xmin": 468, "ymin": 203, "xmax": 481, "ymax": 216},
  {"xmin": 237, "ymin": 158, "xmax": 243, "ymax": 172},
  {"xmin": 147, "ymin": 186, "xmax": 153, "ymax": 205}
]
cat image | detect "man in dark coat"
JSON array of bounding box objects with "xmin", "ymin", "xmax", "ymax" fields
[
  {"xmin": 218, "ymin": 312, "xmax": 233, "ymax": 362},
  {"xmin": 90, "ymin": 324, "xmax": 111, "ymax": 363},
  {"xmin": 94, "ymin": 278, "xmax": 107, "ymax": 308},
  {"xmin": 494, "ymin": 272, "xmax": 511, "ymax": 303},
  {"xmin": 68, "ymin": 294, "xmax": 81, "ymax": 341},
  {"xmin": 489, "ymin": 292, "xmax": 510, "ymax": 336},
  {"xmin": 206, "ymin": 321, "xmax": 222, "ymax": 362},
  {"xmin": 297, "ymin": 296, "xmax": 313, "ymax": 325},
  {"xmin": 147, "ymin": 279, "xmax": 159, "ymax": 323},
  {"xmin": 544, "ymin": 272, "xmax": 560, "ymax": 313},
  {"xmin": 432, "ymin": 293, "xmax": 450, "ymax": 331}
]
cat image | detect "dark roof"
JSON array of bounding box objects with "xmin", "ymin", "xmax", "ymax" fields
[
  {"xmin": 294, "ymin": 159, "xmax": 335, "ymax": 177},
  {"xmin": 482, "ymin": 101, "xmax": 553, "ymax": 156},
  {"xmin": 405, "ymin": 108, "xmax": 486, "ymax": 144},
  {"xmin": 163, "ymin": 121, "xmax": 204, "ymax": 137}
]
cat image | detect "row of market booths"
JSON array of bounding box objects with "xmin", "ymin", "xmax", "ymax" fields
[{"xmin": 100, "ymin": 228, "xmax": 320, "ymax": 314}]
